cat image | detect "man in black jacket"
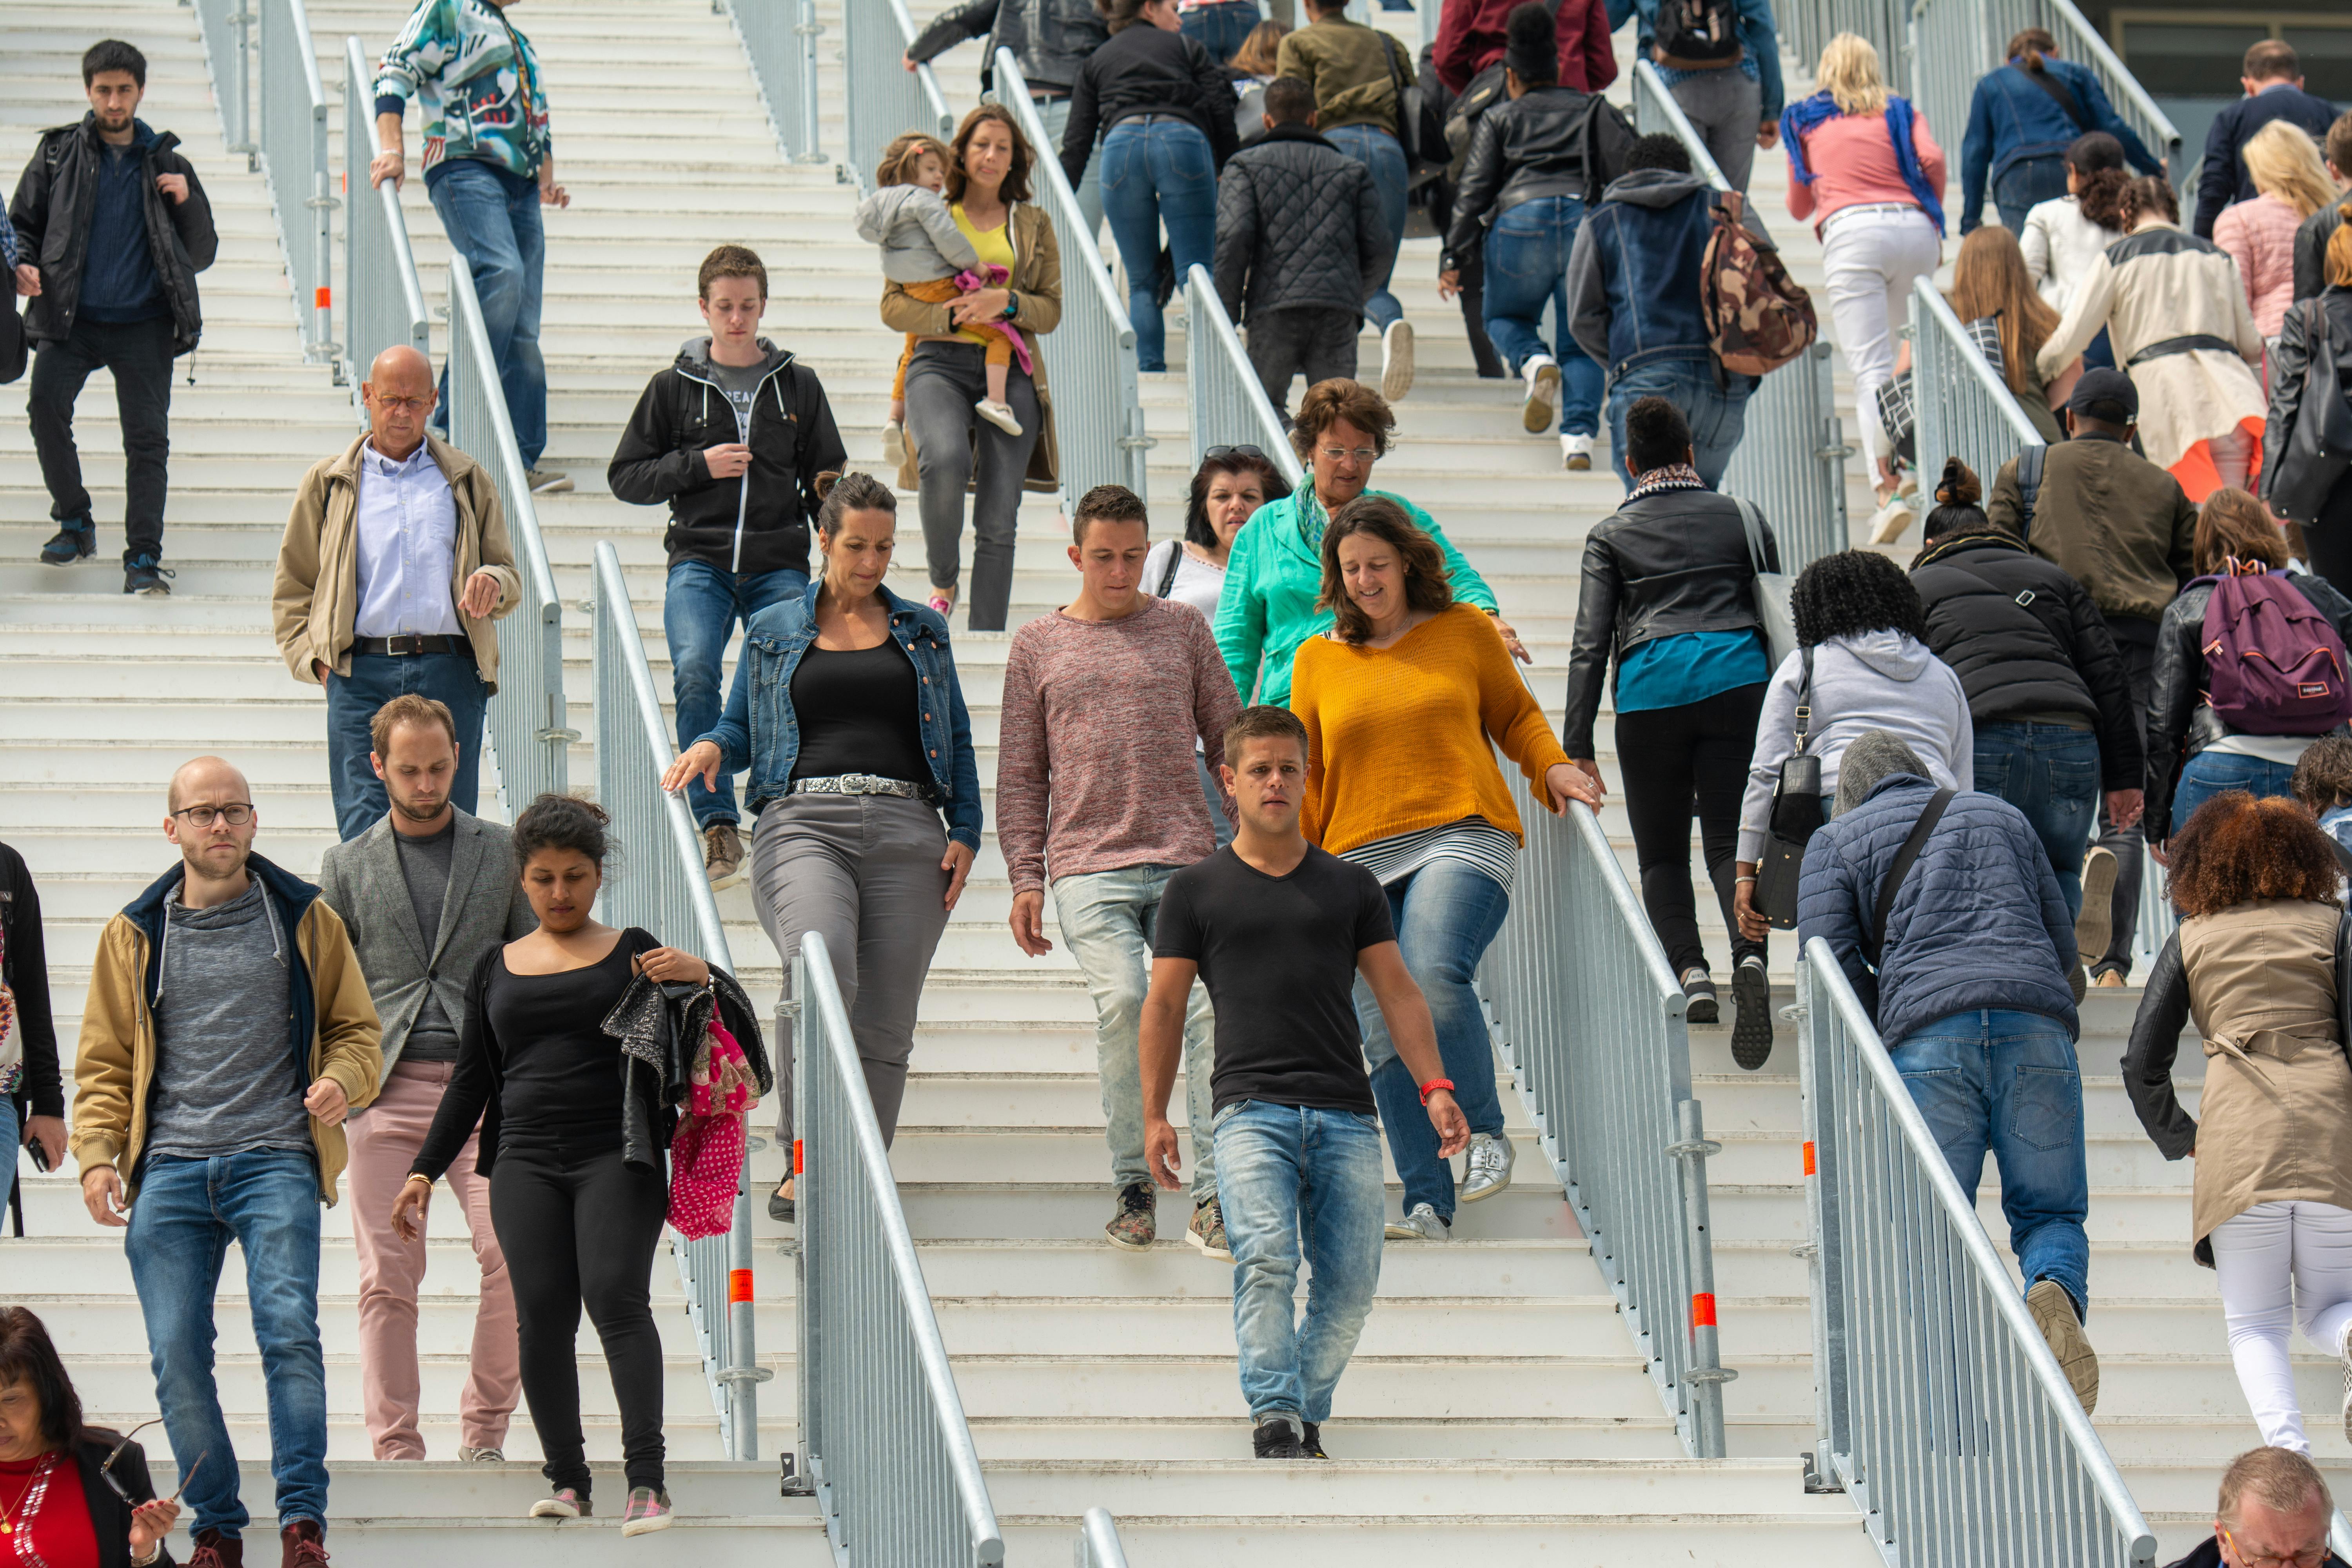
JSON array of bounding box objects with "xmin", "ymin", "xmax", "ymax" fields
[
  {"xmin": 1910, "ymin": 469, "xmax": 2143, "ymax": 986},
  {"xmin": 1213, "ymin": 76, "xmax": 1387, "ymax": 420},
  {"xmin": 2291, "ymin": 110, "xmax": 2349, "ymax": 306},
  {"xmin": 9, "ymin": 39, "xmax": 216, "ymax": 596},
  {"xmin": 1, "ymin": 840, "xmax": 65, "ymax": 1191},
  {"xmin": 2194, "ymin": 40, "xmax": 2339, "ymax": 240},
  {"xmin": 608, "ymin": 246, "xmax": 846, "ymax": 890},
  {"xmin": 906, "ymin": 0, "xmax": 1109, "ymax": 232},
  {"xmin": 2158, "ymin": 1447, "xmax": 2343, "ymax": 1568}
]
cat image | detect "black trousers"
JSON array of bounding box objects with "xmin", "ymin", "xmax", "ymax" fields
[
  {"xmin": 2091, "ymin": 613, "xmax": 2159, "ymax": 979},
  {"xmin": 1614, "ymin": 681, "xmax": 1769, "ymax": 977},
  {"xmin": 2299, "ymin": 476, "xmax": 2352, "ymax": 604},
  {"xmin": 489, "ymin": 1144, "xmax": 669, "ymax": 1494},
  {"xmin": 1245, "ymin": 305, "xmax": 1359, "ymax": 421},
  {"xmin": 28, "ymin": 315, "xmax": 174, "ymax": 564}
]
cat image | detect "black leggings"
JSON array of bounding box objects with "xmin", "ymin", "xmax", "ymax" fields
[
  {"xmin": 1614, "ymin": 681, "xmax": 1769, "ymax": 977},
  {"xmin": 489, "ymin": 1145, "xmax": 668, "ymax": 1494},
  {"xmin": 2300, "ymin": 475, "xmax": 2352, "ymax": 606}
]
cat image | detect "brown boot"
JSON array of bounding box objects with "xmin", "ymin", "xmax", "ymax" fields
[
  {"xmin": 280, "ymin": 1519, "xmax": 329, "ymax": 1568},
  {"xmin": 187, "ymin": 1530, "xmax": 244, "ymax": 1568}
]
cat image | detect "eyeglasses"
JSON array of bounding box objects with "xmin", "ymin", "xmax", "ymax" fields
[
  {"xmin": 170, "ymin": 804, "xmax": 253, "ymax": 828},
  {"xmin": 98, "ymin": 1420, "xmax": 204, "ymax": 1507},
  {"xmin": 1316, "ymin": 445, "xmax": 1378, "ymax": 464},
  {"xmin": 370, "ymin": 394, "xmax": 430, "ymax": 414},
  {"xmin": 1203, "ymin": 445, "xmax": 1268, "ymax": 463},
  {"xmin": 2221, "ymin": 1528, "xmax": 2329, "ymax": 1568}
]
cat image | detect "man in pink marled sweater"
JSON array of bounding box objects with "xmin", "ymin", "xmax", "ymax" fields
[{"xmin": 998, "ymin": 483, "xmax": 1243, "ymax": 1259}]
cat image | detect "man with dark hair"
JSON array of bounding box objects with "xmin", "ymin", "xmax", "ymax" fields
[
  {"xmin": 1213, "ymin": 76, "xmax": 1387, "ymax": 421},
  {"xmin": 1988, "ymin": 368, "xmax": 2192, "ymax": 984},
  {"xmin": 2292, "ymin": 110, "xmax": 2352, "ymax": 304},
  {"xmin": 1567, "ymin": 131, "xmax": 1769, "ymax": 488},
  {"xmin": 2194, "ymin": 40, "xmax": 2339, "ymax": 239},
  {"xmin": 10, "ymin": 37, "xmax": 216, "ymax": 594},
  {"xmin": 998, "ymin": 483, "xmax": 1242, "ymax": 1256},
  {"xmin": 2163, "ymin": 1447, "xmax": 2345, "ymax": 1568},
  {"xmin": 904, "ymin": 0, "xmax": 1111, "ymax": 233},
  {"xmin": 609, "ymin": 245, "xmax": 847, "ymax": 889},
  {"xmin": 1140, "ymin": 703, "xmax": 1464, "ymax": 1459}
]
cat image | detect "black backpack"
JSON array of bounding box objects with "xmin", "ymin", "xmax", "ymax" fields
[{"xmin": 1652, "ymin": 0, "xmax": 1743, "ymax": 69}]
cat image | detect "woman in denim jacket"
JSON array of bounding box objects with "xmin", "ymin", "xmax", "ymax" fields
[{"xmin": 664, "ymin": 473, "xmax": 982, "ymax": 1221}]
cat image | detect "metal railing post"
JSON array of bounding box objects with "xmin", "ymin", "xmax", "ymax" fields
[
  {"xmin": 1911, "ymin": 275, "xmax": 2045, "ymax": 493},
  {"xmin": 843, "ymin": 0, "xmax": 956, "ymax": 187},
  {"xmin": 254, "ymin": 0, "xmax": 338, "ymax": 364},
  {"xmin": 1075, "ymin": 1508, "xmax": 1133, "ymax": 1567},
  {"xmin": 340, "ymin": 36, "xmax": 433, "ymax": 402},
  {"xmin": 722, "ymin": 0, "xmax": 828, "ymax": 166},
  {"xmin": 1181, "ymin": 264, "xmax": 1303, "ymax": 489},
  {"xmin": 191, "ymin": 0, "xmax": 257, "ymax": 167}
]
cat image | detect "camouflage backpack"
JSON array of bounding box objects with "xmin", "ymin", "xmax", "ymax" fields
[{"xmin": 1700, "ymin": 190, "xmax": 1816, "ymax": 377}]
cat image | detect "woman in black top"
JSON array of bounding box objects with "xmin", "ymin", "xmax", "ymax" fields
[
  {"xmin": 1063, "ymin": 0, "xmax": 1240, "ymax": 371},
  {"xmin": 392, "ymin": 795, "xmax": 711, "ymax": 1537}
]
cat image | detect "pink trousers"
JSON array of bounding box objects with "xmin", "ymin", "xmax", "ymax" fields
[{"xmin": 345, "ymin": 1059, "xmax": 520, "ymax": 1458}]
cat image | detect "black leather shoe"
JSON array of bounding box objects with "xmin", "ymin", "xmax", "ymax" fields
[{"xmin": 768, "ymin": 1182, "xmax": 794, "ymax": 1223}]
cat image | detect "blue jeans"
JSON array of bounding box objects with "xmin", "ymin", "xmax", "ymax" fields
[
  {"xmin": 1482, "ymin": 197, "xmax": 1603, "ymax": 437},
  {"xmin": 1973, "ymin": 720, "xmax": 2102, "ymax": 920},
  {"xmin": 664, "ymin": 560, "xmax": 808, "ymax": 829},
  {"xmin": 1100, "ymin": 119, "xmax": 1219, "ymax": 372},
  {"xmin": 1195, "ymin": 749, "xmax": 1234, "ymax": 850},
  {"xmin": 427, "ymin": 160, "xmax": 548, "ymax": 468},
  {"xmin": 0, "ymin": 1098, "xmax": 17, "ymax": 1174},
  {"xmin": 1607, "ymin": 352, "xmax": 1751, "ymax": 489},
  {"xmin": 2174, "ymin": 751, "xmax": 2302, "ymax": 836},
  {"xmin": 1212, "ymin": 1100, "xmax": 1386, "ymax": 1424},
  {"xmin": 1180, "ymin": 1, "xmax": 1260, "ymax": 63},
  {"xmin": 126, "ymin": 1150, "xmax": 328, "ymax": 1537},
  {"xmin": 325, "ymin": 650, "xmax": 486, "ymax": 842},
  {"xmin": 1355, "ymin": 859, "xmax": 1510, "ymax": 1221},
  {"xmin": 1887, "ymin": 1009, "xmax": 2090, "ymax": 1318},
  {"xmin": 1325, "ymin": 124, "xmax": 1407, "ymax": 332}
]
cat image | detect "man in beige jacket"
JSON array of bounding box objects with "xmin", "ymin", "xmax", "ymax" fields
[{"xmin": 273, "ymin": 345, "xmax": 519, "ymax": 841}]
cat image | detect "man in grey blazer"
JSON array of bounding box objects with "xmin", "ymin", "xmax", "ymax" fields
[{"xmin": 318, "ymin": 692, "xmax": 534, "ymax": 1463}]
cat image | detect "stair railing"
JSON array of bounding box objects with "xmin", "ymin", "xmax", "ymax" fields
[
  {"xmin": 792, "ymin": 931, "xmax": 1004, "ymax": 1565},
  {"xmin": 186, "ymin": 0, "xmax": 256, "ymax": 168},
  {"xmin": 992, "ymin": 48, "xmax": 1151, "ymax": 508},
  {"xmin": 1795, "ymin": 944, "xmax": 2156, "ymax": 1565},
  {"xmin": 1911, "ymin": 276, "xmax": 2045, "ymax": 492},
  {"xmin": 720, "ymin": 0, "xmax": 825, "ymax": 167},
  {"xmin": 1181, "ymin": 264, "xmax": 1303, "ymax": 489},
  {"xmin": 1478, "ymin": 776, "xmax": 1734, "ymax": 1457},
  {"xmin": 842, "ymin": 0, "xmax": 956, "ymax": 189},
  {"xmin": 254, "ymin": 0, "xmax": 337, "ymax": 367},
  {"xmin": 588, "ymin": 541, "xmax": 768, "ymax": 1460},
  {"xmin": 1775, "ymin": 0, "xmax": 1914, "ymax": 96},
  {"xmin": 339, "ymin": 36, "xmax": 431, "ymax": 399},
  {"xmin": 1075, "ymin": 1508, "xmax": 1133, "ymax": 1566}
]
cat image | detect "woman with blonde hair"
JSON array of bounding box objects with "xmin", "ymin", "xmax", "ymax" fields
[
  {"xmin": 2216, "ymin": 120, "xmax": 2337, "ymax": 343},
  {"xmin": 1780, "ymin": 32, "xmax": 1947, "ymax": 541}
]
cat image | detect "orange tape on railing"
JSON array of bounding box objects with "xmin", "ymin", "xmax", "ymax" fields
[
  {"xmin": 1691, "ymin": 1292, "xmax": 1718, "ymax": 1328},
  {"xmin": 728, "ymin": 1269, "xmax": 754, "ymax": 1305},
  {"xmin": 793, "ymin": 1138, "xmax": 804, "ymax": 1174},
  {"xmin": 314, "ymin": 286, "xmax": 331, "ymax": 309},
  {"xmin": 1802, "ymin": 1140, "xmax": 1817, "ymax": 1176}
]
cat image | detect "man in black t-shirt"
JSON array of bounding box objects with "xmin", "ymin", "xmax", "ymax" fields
[{"xmin": 1143, "ymin": 706, "xmax": 1467, "ymax": 1461}]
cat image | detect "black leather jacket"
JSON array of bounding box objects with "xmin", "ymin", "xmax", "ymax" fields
[
  {"xmin": 906, "ymin": 0, "xmax": 1109, "ymax": 94},
  {"xmin": 1444, "ymin": 84, "xmax": 1631, "ymax": 269},
  {"xmin": 2261, "ymin": 285, "xmax": 2352, "ymax": 515},
  {"xmin": 8, "ymin": 114, "xmax": 217, "ymax": 355},
  {"xmin": 1561, "ymin": 485, "xmax": 1778, "ymax": 758}
]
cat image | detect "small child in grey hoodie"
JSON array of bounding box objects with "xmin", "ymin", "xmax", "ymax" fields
[{"xmin": 857, "ymin": 131, "xmax": 1032, "ymax": 454}]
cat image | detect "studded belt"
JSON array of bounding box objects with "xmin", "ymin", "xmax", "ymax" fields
[{"xmin": 790, "ymin": 773, "xmax": 937, "ymax": 802}]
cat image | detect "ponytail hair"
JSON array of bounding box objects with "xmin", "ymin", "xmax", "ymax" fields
[
  {"xmin": 815, "ymin": 470, "xmax": 897, "ymax": 540},
  {"xmin": 2007, "ymin": 27, "xmax": 2057, "ymax": 71},
  {"xmin": 2117, "ymin": 174, "xmax": 2178, "ymax": 229},
  {"xmin": 513, "ymin": 793, "xmax": 611, "ymax": 871},
  {"xmin": 1921, "ymin": 457, "xmax": 1996, "ymax": 543}
]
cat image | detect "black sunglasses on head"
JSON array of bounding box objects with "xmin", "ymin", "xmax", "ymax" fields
[
  {"xmin": 1202, "ymin": 445, "xmax": 1269, "ymax": 463},
  {"xmin": 99, "ymin": 1420, "xmax": 203, "ymax": 1507}
]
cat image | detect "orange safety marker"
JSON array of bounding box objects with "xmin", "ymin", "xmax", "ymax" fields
[
  {"xmin": 793, "ymin": 1138, "xmax": 804, "ymax": 1174},
  {"xmin": 314, "ymin": 286, "xmax": 331, "ymax": 309},
  {"xmin": 1802, "ymin": 1141, "xmax": 1817, "ymax": 1176},
  {"xmin": 728, "ymin": 1269, "xmax": 754, "ymax": 1305},
  {"xmin": 1690, "ymin": 1293, "xmax": 1718, "ymax": 1328}
]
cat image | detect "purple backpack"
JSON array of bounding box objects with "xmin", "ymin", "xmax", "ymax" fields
[{"xmin": 2196, "ymin": 566, "xmax": 2352, "ymax": 735}]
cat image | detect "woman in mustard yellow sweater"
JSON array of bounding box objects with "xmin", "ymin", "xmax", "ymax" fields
[{"xmin": 1291, "ymin": 497, "xmax": 1597, "ymax": 1240}]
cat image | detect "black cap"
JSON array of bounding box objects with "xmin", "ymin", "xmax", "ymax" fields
[{"xmin": 2066, "ymin": 367, "xmax": 2138, "ymax": 423}]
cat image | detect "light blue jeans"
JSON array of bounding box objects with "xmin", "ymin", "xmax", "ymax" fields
[
  {"xmin": 126, "ymin": 1149, "xmax": 328, "ymax": 1537},
  {"xmin": 664, "ymin": 559, "xmax": 808, "ymax": 829},
  {"xmin": 1053, "ymin": 865, "xmax": 1219, "ymax": 1202},
  {"xmin": 425, "ymin": 159, "xmax": 547, "ymax": 468},
  {"xmin": 1100, "ymin": 118, "xmax": 1220, "ymax": 372},
  {"xmin": 1212, "ymin": 1099, "xmax": 1386, "ymax": 1424},
  {"xmin": 1606, "ymin": 350, "xmax": 1752, "ymax": 490},
  {"xmin": 1324, "ymin": 124, "xmax": 1406, "ymax": 332},
  {"xmin": 1482, "ymin": 196, "xmax": 1603, "ymax": 436},
  {"xmin": 0, "ymin": 1098, "xmax": 18, "ymax": 1177}
]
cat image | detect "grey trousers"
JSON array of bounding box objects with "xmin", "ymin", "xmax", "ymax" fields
[
  {"xmin": 1245, "ymin": 306, "xmax": 1360, "ymax": 421},
  {"xmin": 1670, "ymin": 68, "xmax": 1764, "ymax": 194},
  {"xmin": 752, "ymin": 793, "xmax": 954, "ymax": 1154},
  {"xmin": 905, "ymin": 340, "xmax": 1042, "ymax": 632}
]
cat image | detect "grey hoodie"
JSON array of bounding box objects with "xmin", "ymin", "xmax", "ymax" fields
[
  {"xmin": 855, "ymin": 183, "xmax": 982, "ymax": 285},
  {"xmin": 1738, "ymin": 631, "xmax": 1976, "ymax": 863}
]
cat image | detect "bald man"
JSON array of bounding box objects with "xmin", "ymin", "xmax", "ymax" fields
[
  {"xmin": 73, "ymin": 755, "xmax": 380, "ymax": 1566},
  {"xmin": 273, "ymin": 345, "xmax": 521, "ymax": 841}
]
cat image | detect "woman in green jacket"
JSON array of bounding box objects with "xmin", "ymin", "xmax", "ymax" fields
[{"xmin": 1215, "ymin": 378, "xmax": 1528, "ymax": 704}]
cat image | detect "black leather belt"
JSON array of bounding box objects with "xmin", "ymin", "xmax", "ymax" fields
[
  {"xmin": 2127, "ymin": 334, "xmax": 2239, "ymax": 367},
  {"xmin": 353, "ymin": 633, "xmax": 468, "ymax": 656}
]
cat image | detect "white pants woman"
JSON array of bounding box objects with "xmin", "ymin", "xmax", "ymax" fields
[
  {"xmin": 2208, "ymin": 1200, "xmax": 2352, "ymax": 1452},
  {"xmin": 1820, "ymin": 203, "xmax": 1942, "ymax": 471}
]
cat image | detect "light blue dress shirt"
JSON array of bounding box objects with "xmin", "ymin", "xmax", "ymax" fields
[{"xmin": 352, "ymin": 439, "xmax": 461, "ymax": 637}]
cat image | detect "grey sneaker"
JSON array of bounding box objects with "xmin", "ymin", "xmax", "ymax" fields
[
  {"xmin": 1459, "ymin": 1132, "xmax": 1514, "ymax": 1204},
  {"xmin": 526, "ymin": 467, "xmax": 573, "ymax": 494},
  {"xmin": 703, "ymin": 821, "xmax": 745, "ymax": 889},
  {"xmin": 1187, "ymin": 1196, "xmax": 1232, "ymax": 1260},
  {"xmin": 456, "ymin": 1446, "xmax": 504, "ymax": 1463},
  {"xmin": 1731, "ymin": 955, "xmax": 1773, "ymax": 1071},
  {"xmin": 2027, "ymin": 1279, "xmax": 2098, "ymax": 1414},
  {"xmin": 1385, "ymin": 1202, "xmax": 1450, "ymax": 1241},
  {"xmin": 1680, "ymin": 967, "xmax": 1719, "ymax": 1024}
]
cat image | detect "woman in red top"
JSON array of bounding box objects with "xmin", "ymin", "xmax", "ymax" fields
[{"xmin": 0, "ymin": 1308, "xmax": 181, "ymax": 1568}]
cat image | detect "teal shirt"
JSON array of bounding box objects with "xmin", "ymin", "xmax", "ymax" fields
[
  {"xmin": 1615, "ymin": 629, "xmax": 1771, "ymax": 715},
  {"xmin": 1213, "ymin": 488, "xmax": 1499, "ymax": 706}
]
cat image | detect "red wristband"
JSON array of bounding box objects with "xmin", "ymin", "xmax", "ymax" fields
[{"xmin": 1418, "ymin": 1077, "xmax": 1455, "ymax": 1105}]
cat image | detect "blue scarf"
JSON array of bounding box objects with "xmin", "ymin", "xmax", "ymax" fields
[{"xmin": 1779, "ymin": 90, "xmax": 1946, "ymax": 236}]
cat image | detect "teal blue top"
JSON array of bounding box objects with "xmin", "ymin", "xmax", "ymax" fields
[{"xmin": 1614, "ymin": 629, "xmax": 1771, "ymax": 715}]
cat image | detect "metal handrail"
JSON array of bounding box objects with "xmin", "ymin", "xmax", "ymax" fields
[
  {"xmin": 444, "ymin": 258, "xmax": 570, "ymax": 807},
  {"xmin": 1630, "ymin": 61, "xmax": 1733, "ymax": 192},
  {"xmin": 993, "ymin": 48, "xmax": 1150, "ymax": 506},
  {"xmin": 1477, "ymin": 777, "xmax": 1733, "ymax": 1457},
  {"xmin": 188, "ymin": 0, "xmax": 255, "ymax": 166},
  {"xmin": 1181, "ymin": 264, "xmax": 1303, "ymax": 490},
  {"xmin": 255, "ymin": 0, "xmax": 336, "ymax": 365},
  {"xmin": 1775, "ymin": 0, "xmax": 1916, "ymax": 100},
  {"xmin": 793, "ymin": 931, "xmax": 1003, "ymax": 1564},
  {"xmin": 1797, "ymin": 944, "xmax": 2156, "ymax": 1564},
  {"xmin": 1074, "ymin": 1508, "xmax": 1132, "ymax": 1567},
  {"xmin": 1911, "ymin": 276, "xmax": 2044, "ymax": 492},
  {"xmin": 339, "ymin": 36, "xmax": 431, "ymax": 403},
  {"xmin": 843, "ymin": 0, "xmax": 955, "ymax": 189},
  {"xmin": 589, "ymin": 541, "xmax": 766, "ymax": 1461},
  {"xmin": 721, "ymin": 0, "xmax": 824, "ymax": 166}
]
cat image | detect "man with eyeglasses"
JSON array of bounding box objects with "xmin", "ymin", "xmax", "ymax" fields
[
  {"xmin": 2167, "ymin": 1446, "xmax": 2346, "ymax": 1568},
  {"xmin": 272, "ymin": 344, "xmax": 520, "ymax": 842},
  {"xmin": 72, "ymin": 755, "xmax": 382, "ymax": 1568}
]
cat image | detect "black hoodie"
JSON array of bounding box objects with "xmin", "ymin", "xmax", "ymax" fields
[{"xmin": 607, "ymin": 336, "xmax": 847, "ymax": 578}]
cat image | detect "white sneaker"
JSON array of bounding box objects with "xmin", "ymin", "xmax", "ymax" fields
[
  {"xmin": 1520, "ymin": 354, "xmax": 1560, "ymax": 434},
  {"xmin": 1380, "ymin": 319, "xmax": 1416, "ymax": 402},
  {"xmin": 880, "ymin": 419, "xmax": 906, "ymax": 467},
  {"xmin": 1560, "ymin": 433, "xmax": 1594, "ymax": 471},
  {"xmin": 456, "ymin": 1446, "xmax": 504, "ymax": 1463},
  {"xmin": 1459, "ymin": 1132, "xmax": 1515, "ymax": 1203},
  {"xmin": 975, "ymin": 398, "xmax": 1024, "ymax": 437},
  {"xmin": 1867, "ymin": 490, "xmax": 1916, "ymax": 544},
  {"xmin": 1385, "ymin": 1202, "xmax": 1450, "ymax": 1241}
]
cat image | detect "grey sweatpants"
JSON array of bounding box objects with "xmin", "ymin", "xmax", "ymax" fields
[
  {"xmin": 1670, "ymin": 67, "xmax": 1764, "ymax": 194},
  {"xmin": 752, "ymin": 793, "xmax": 954, "ymax": 1153}
]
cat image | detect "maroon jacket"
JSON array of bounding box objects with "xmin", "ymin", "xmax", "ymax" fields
[{"xmin": 1434, "ymin": 0, "xmax": 1618, "ymax": 95}]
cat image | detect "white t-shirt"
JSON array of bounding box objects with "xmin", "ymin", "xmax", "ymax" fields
[{"xmin": 1143, "ymin": 539, "xmax": 1227, "ymax": 624}]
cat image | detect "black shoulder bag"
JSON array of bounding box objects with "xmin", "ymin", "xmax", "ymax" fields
[
  {"xmin": 1861, "ymin": 789, "xmax": 1955, "ymax": 969},
  {"xmin": 1753, "ymin": 646, "xmax": 1823, "ymax": 929}
]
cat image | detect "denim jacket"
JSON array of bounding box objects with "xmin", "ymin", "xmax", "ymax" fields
[
  {"xmin": 1958, "ymin": 59, "xmax": 2161, "ymax": 233},
  {"xmin": 698, "ymin": 580, "xmax": 984, "ymax": 850}
]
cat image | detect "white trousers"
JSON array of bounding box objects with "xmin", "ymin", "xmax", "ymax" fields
[
  {"xmin": 1819, "ymin": 204, "xmax": 1942, "ymax": 470},
  {"xmin": 2208, "ymin": 1199, "xmax": 2352, "ymax": 1453}
]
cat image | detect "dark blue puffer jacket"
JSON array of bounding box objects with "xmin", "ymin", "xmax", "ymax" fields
[{"xmin": 1796, "ymin": 774, "xmax": 2078, "ymax": 1047}]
